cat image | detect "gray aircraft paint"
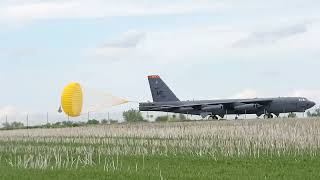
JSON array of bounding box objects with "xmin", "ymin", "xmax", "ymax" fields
[
  {"xmin": 139, "ymin": 75, "xmax": 316, "ymax": 118},
  {"xmin": 147, "ymin": 75, "xmax": 179, "ymax": 102}
]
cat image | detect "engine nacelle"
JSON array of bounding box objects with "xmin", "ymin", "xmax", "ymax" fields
[
  {"xmin": 178, "ymin": 107, "xmax": 194, "ymax": 113},
  {"xmin": 234, "ymin": 104, "xmax": 261, "ymax": 111},
  {"xmin": 202, "ymin": 104, "xmax": 224, "ymax": 112}
]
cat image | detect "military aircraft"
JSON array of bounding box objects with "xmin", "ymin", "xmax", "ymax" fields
[{"xmin": 139, "ymin": 75, "xmax": 316, "ymax": 119}]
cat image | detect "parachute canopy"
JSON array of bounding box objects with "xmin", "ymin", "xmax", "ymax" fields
[
  {"xmin": 61, "ymin": 83, "xmax": 83, "ymax": 117},
  {"xmin": 60, "ymin": 82, "xmax": 129, "ymax": 118}
]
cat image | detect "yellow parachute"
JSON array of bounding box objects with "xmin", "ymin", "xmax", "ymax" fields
[
  {"xmin": 61, "ymin": 83, "xmax": 83, "ymax": 117},
  {"xmin": 59, "ymin": 82, "xmax": 129, "ymax": 117}
]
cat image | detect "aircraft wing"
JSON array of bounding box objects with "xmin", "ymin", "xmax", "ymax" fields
[
  {"xmin": 157, "ymin": 99, "xmax": 273, "ymax": 110},
  {"xmin": 231, "ymin": 99, "xmax": 273, "ymax": 105}
]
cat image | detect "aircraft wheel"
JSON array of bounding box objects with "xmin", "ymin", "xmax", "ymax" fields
[
  {"xmin": 209, "ymin": 115, "xmax": 219, "ymax": 120},
  {"xmin": 268, "ymin": 114, "xmax": 274, "ymax": 119},
  {"xmin": 264, "ymin": 114, "xmax": 274, "ymax": 119}
]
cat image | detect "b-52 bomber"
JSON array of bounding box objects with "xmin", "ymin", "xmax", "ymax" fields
[{"xmin": 139, "ymin": 75, "xmax": 316, "ymax": 119}]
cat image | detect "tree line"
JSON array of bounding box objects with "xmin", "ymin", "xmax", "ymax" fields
[{"xmin": 1, "ymin": 106, "xmax": 320, "ymax": 130}]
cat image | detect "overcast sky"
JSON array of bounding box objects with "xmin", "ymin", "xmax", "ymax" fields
[{"xmin": 0, "ymin": 0, "xmax": 320, "ymax": 123}]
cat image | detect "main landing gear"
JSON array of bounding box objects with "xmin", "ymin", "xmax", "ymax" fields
[
  {"xmin": 263, "ymin": 113, "xmax": 274, "ymax": 119},
  {"xmin": 209, "ymin": 115, "xmax": 219, "ymax": 120}
]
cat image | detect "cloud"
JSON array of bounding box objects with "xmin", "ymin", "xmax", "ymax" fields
[
  {"xmin": 0, "ymin": 106, "xmax": 64, "ymax": 125},
  {"xmin": 232, "ymin": 23, "xmax": 309, "ymax": 48},
  {"xmin": 0, "ymin": 48, "xmax": 37, "ymax": 58},
  {"xmin": 290, "ymin": 90, "xmax": 320, "ymax": 104},
  {"xmin": 0, "ymin": 0, "xmax": 226, "ymax": 24},
  {"xmin": 104, "ymin": 31, "xmax": 146, "ymax": 48},
  {"xmin": 259, "ymin": 70, "xmax": 281, "ymax": 78},
  {"xmin": 91, "ymin": 30, "xmax": 146, "ymax": 59},
  {"xmin": 89, "ymin": 20, "xmax": 320, "ymax": 63},
  {"xmin": 0, "ymin": 106, "xmax": 18, "ymax": 116},
  {"xmin": 231, "ymin": 89, "xmax": 258, "ymax": 99},
  {"xmin": 0, "ymin": 106, "xmax": 32, "ymax": 120}
]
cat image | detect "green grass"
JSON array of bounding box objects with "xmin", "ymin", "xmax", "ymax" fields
[
  {"xmin": 0, "ymin": 119, "xmax": 320, "ymax": 179},
  {"xmin": 0, "ymin": 155, "xmax": 320, "ymax": 180}
]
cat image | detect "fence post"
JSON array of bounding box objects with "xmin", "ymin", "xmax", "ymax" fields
[
  {"xmin": 26, "ymin": 114, "xmax": 29, "ymax": 129},
  {"xmin": 5, "ymin": 115, "xmax": 8, "ymax": 130},
  {"xmin": 46, "ymin": 112, "xmax": 49, "ymax": 124}
]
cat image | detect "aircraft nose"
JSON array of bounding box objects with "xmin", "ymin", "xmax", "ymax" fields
[{"xmin": 309, "ymin": 101, "xmax": 316, "ymax": 108}]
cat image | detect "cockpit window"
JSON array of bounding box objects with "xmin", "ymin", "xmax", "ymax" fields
[{"xmin": 299, "ymin": 98, "xmax": 307, "ymax": 102}]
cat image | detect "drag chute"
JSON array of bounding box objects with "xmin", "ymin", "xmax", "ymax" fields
[{"xmin": 61, "ymin": 83, "xmax": 83, "ymax": 117}]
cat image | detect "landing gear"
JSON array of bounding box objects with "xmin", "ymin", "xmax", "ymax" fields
[
  {"xmin": 209, "ymin": 115, "xmax": 219, "ymax": 120},
  {"xmin": 264, "ymin": 113, "xmax": 274, "ymax": 119}
]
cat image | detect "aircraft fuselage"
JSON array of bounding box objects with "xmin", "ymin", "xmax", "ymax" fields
[
  {"xmin": 140, "ymin": 97, "xmax": 315, "ymax": 118},
  {"xmin": 139, "ymin": 75, "xmax": 316, "ymax": 118}
]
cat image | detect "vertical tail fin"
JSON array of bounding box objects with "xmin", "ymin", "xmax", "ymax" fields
[{"xmin": 148, "ymin": 75, "xmax": 180, "ymax": 102}]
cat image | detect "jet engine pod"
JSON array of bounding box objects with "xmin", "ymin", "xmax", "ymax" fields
[
  {"xmin": 202, "ymin": 104, "xmax": 224, "ymax": 112},
  {"xmin": 178, "ymin": 107, "xmax": 194, "ymax": 113},
  {"xmin": 234, "ymin": 104, "xmax": 262, "ymax": 111}
]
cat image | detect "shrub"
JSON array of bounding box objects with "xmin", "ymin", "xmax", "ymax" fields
[
  {"xmin": 307, "ymin": 106, "xmax": 320, "ymax": 117},
  {"xmin": 288, "ymin": 112, "xmax": 297, "ymax": 118},
  {"xmin": 87, "ymin": 119, "xmax": 100, "ymax": 125},
  {"xmin": 179, "ymin": 114, "xmax": 187, "ymax": 121},
  {"xmin": 123, "ymin": 109, "xmax": 145, "ymax": 122},
  {"xmin": 2, "ymin": 121, "xmax": 24, "ymax": 129},
  {"xmin": 155, "ymin": 116, "xmax": 169, "ymax": 122}
]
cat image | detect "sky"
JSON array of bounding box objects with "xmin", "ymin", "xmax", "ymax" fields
[{"xmin": 0, "ymin": 0, "xmax": 320, "ymax": 123}]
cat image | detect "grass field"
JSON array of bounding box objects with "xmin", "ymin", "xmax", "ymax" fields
[{"xmin": 0, "ymin": 118, "xmax": 320, "ymax": 179}]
